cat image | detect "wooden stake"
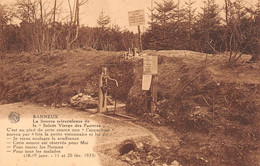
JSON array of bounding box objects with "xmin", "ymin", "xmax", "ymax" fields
[
  {"xmin": 98, "ymin": 74, "xmax": 103, "ymax": 113},
  {"xmin": 138, "ymin": 25, "xmax": 142, "ymax": 52},
  {"xmin": 151, "ymin": 75, "xmax": 158, "ymax": 114},
  {"xmin": 98, "ymin": 67, "xmax": 108, "ymax": 113}
]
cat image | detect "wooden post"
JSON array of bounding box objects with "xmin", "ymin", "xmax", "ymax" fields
[
  {"xmin": 138, "ymin": 25, "xmax": 142, "ymax": 52},
  {"xmin": 98, "ymin": 67, "xmax": 108, "ymax": 113},
  {"xmin": 146, "ymin": 90, "xmax": 151, "ymax": 112},
  {"xmin": 143, "ymin": 55, "xmax": 158, "ymax": 113},
  {"xmin": 103, "ymin": 68, "xmax": 108, "ymax": 112},
  {"xmin": 98, "ymin": 74, "xmax": 103, "ymax": 113},
  {"xmin": 151, "ymin": 75, "xmax": 158, "ymax": 114},
  {"xmin": 132, "ymin": 48, "xmax": 135, "ymax": 57}
]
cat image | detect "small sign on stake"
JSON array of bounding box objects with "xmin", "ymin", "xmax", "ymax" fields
[
  {"xmin": 128, "ymin": 9, "xmax": 145, "ymax": 52},
  {"xmin": 142, "ymin": 74, "xmax": 152, "ymax": 91}
]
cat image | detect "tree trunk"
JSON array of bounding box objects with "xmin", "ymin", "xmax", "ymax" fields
[
  {"xmin": 250, "ymin": 11, "xmax": 260, "ymax": 62},
  {"xmin": 66, "ymin": 0, "xmax": 79, "ymax": 51},
  {"xmin": 50, "ymin": 0, "xmax": 57, "ymax": 56},
  {"xmin": 250, "ymin": 42, "xmax": 259, "ymax": 62}
]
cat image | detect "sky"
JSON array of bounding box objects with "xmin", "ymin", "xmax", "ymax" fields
[
  {"xmin": 1, "ymin": 0, "xmax": 258, "ymax": 32},
  {"xmin": 82, "ymin": 0, "xmax": 153, "ymax": 31}
]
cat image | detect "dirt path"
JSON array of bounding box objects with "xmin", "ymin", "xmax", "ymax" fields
[{"xmin": 0, "ymin": 102, "xmax": 159, "ymax": 166}]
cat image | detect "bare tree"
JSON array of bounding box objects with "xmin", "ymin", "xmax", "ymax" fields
[
  {"xmin": 50, "ymin": 0, "xmax": 57, "ymax": 55},
  {"xmin": 39, "ymin": 0, "xmax": 46, "ymax": 52},
  {"xmin": 249, "ymin": 0, "xmax": 260, "ymax": 62},
  {"xmin": 15, "ymin": 0, "xmax": 37, "ymax": 51},
  {"xmin": 66, "ymin": 0, "xmax": 88, "ymax": 51},
  {"xmin": 224, "ymin": 0, "xmax": 229, "ymax": 53},
  {"xmin": 224, "ymin": 0, "xmax": 258, "ymax": 64},
  {"xmin": 0, "ymin": 4, "xmax": 9, "ymax": 53},
  {"xmin": 0, "ymin": 4, "xmax": 13, "ymax": 53},
  {"xmin": 15, "ymin": 0, "xmax": 53, "ymax": 52}
]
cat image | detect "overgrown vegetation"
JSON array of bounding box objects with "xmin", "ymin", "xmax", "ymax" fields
[
  {"xmin": 126, "ymin": 55, "xmax": 259, "ymax": 166},
  {"xmin": 0, "ymin": 50, "xmax": 135, "ymax": 105}
]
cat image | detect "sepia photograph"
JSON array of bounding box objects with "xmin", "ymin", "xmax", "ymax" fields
[{"xmin": 0, "ymin": 0, "xmax": 259, "ymax": 165}]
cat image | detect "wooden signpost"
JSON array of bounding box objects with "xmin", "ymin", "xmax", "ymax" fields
[
  {"xmin": 128, "ymin": 9, "xmax": 158, "ymax": 113},
  {"xmin": 128, "ymin": 9, "xmax": 145, "ymax": 52},
  {"xmin": 142, "ymin": 55, "xmax": 158, "ymax": 113}
]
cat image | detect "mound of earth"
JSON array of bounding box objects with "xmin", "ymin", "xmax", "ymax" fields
[
  {"xmin": 126, "ymin": 52, "xmax": 260, "ymax": 166},
  {"xmin": 0, "ymin": 50, "xmax": 134, "ymax": 106}
]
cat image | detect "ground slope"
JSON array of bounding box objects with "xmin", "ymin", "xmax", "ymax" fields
[
  {"xmin": 0, "ymin": 50, "xmax": 134, "ymax": 105},
  {"xmin": 126, "ymin": 50, "xmax": 260, "ymax": 166},
  {"xmin": 0, "ymin": 49, "xmax": 259, "ymax": 166}
]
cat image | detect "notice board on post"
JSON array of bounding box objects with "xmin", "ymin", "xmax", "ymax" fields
[
  {"xmin": 143, "ymin": 55, "xmax": 158, "ymax": 75},
  {"xmin": 128, "ymin": 9, "xmax": 145, "ymax": 26},
  {"xmin": 142, "ymin": 55, "xmax": 158, "ymax": 91}
]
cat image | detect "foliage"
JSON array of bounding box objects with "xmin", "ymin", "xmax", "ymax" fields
[
  {"xmin": 97, "ymin": 10, "xmax": 111, "ymax": 30},
  {"xmin": 0, "ymin": 0, "xmax": 259, "ymax": 62},
  {"xmin": 143, "ymin": 0, "xmax": 259, "ymax": 62},
  {"xmin": 0, "ymin": 4, "xmax": 14, "ymax": 53}
]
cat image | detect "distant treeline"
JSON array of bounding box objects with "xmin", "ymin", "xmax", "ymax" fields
[
  {"xmin": 142, "ymin": 0, "xmax": 260, "ymax": 62},
  {"xmin": 0, "ymin": 0, "xmax": 259, "ymax": 61},
  {"xmin": 0, "ymin": 0, "xmax": 139, "ymax": 53},
  {"xmin": 0, "ymin": 22, "xmax": 138, "ymax": 52}
]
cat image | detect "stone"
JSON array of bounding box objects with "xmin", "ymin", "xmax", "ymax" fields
[
  {"xmin": 61, "ymin": 102, "xmax": 68, "ymax": 107},
  {"xmin": 70, "ymin": 93, "xmax": 98, "ymax": 109},
  {"xmin": 125, "ymin": 157, "xmax": 131, "ymax": 161},
  {"xmin": 146, "ymin": 155, "xmax": 154, "ymax": 161},
  {"xmin": 78, "ymin": 93, "xmax": 83, "ymax": 97},
  {"xmin": 171, "ymin": 160, "xmax": 180, "ymax": 166}
]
